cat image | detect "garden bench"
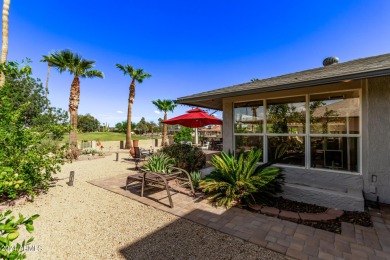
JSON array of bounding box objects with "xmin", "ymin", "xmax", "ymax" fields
[{"xmin": 125, "ymin": 166, "xmax": 195, "ymax": 208}]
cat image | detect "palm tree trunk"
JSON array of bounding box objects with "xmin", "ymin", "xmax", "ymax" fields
[
  {"xmin": 162, "ymin": 112, "xmax": 168, "ymax": 146},
  {"xmin": 125, "ymin": 79, "xmax": 136, "ymax": 149},
  {"xmin": 45, "ymin": 62, "xmax": 51, "ymax": 98},
  {"xmin": 69, "ymin": 76, "xmax": 80, "ymax": 146},
  {"xmin": 0, "ymin": 0, "xmax": 10, "ymax": 87}
]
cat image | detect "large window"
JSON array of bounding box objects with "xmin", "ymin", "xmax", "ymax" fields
[
  {"xmin": 234, "ymin": 101, "xmax": 264, "ymax": 161},
  {"xmin": 233, "ymin": 90, "xmax": 360, "ymax": 173},
  {"xmin": 267, "ymin": 96, "xmax": 306, "ymax": 166}
]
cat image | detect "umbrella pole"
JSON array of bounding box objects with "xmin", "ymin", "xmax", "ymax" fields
[{"xmin": 195, "ymin": 128, "xmax": 198, "ymax": 145}]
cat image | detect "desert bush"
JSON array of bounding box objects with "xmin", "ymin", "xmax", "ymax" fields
[
  {"xmin": 160, "ymin": 144, "xmax": 206, "ymax": 172},
  {"xmin": 0, "ymin": 210, "xmax": 39, "ymax": 259},
  {"xmin": 143, "ymin": 153, "xmax": 175, "ymax": 173},
  {"xmin": 0, "ymin": 62, "xmax": 70, "ymax": 200},
  {"xmin": 199, "ymin": 149, "xmax": 284, "ymax": 208}
]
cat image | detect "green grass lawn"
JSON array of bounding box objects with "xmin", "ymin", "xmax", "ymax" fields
[{"xmin": 62, "ymin": 132, "xmax": 161, "ymax": 142}]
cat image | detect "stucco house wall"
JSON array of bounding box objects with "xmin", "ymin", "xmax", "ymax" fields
[
  {"xmin": 221, "ymin": 76, "xmax": 390, "ymax": 209},
  {"xmin": 363, "ymin": 76, "xmax": 390, "ymax": 204}
]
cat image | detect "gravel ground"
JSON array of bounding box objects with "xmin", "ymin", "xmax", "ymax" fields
[{"xmin": 10, "ymin": 143, "xmax": 289, "ymax": 260}]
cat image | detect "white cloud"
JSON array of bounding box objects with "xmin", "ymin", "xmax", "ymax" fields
[
  {"xmin": 154, "ymin": 110, "xmax": 161, "ymax": 114},
  {"xmin": 116, "ymin": 110, "xmax": 123, "ymax": 114}
]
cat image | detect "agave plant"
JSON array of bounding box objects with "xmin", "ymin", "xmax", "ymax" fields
[
  {"xmin": 199, "ymin": 149, "xmax": 283, "ymax": 208},
  {"xmin": 142, "ymin": 152, "xmax": 175, "ymax": 173}
]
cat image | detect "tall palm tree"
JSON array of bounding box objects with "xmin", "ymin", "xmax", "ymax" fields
[
  {"xmin": 0, "ymin": 0, "xmax": 10, "ymax": 87},
  {"xmin": 116, "ymin": 64, "xmax": 151, "ymax": 149},
  {"xmin": 48, "ymin": 49, "xmax": 103, "ymax": 146},
  {"xmin": 152, "ymin": 99, "xmax": 177, "ymax": 146},
  {"xmin": 41, "ymin": 54, "xmax": 53, "ymax": 98}
]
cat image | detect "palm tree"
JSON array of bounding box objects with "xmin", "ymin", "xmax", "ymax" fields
[
  {"xmin": 116, "ymin": 64, "xmax": 151, "ymax": 149},
  {"xmin": 48, "ymin": 49, "xmax": 103, "ymax": 145},
  {"xmin": 41, "ymin": 54, "xmax": 53, "ymax": 98},
  {"xmin": 152, "ymin": 99, "xmax": 177, "ymax": 146},
  {"xmin": 0, "ymin": 0, "xmax": 10, "ymax": 87}
]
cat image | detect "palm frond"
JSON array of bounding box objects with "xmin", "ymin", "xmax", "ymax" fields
[
  {"xmin": 84, "ymin": 70, "xmax": 104, "ymax": 79},
  {"xmin": 45, "ymin": 49, "xmax": 102, "ymax": 78}
]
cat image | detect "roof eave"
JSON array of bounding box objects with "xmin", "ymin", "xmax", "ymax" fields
[{"xmin": 176, "ymin": 68, "xmax": 390, "ymax": 104}]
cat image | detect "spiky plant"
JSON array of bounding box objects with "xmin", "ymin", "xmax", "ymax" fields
[
  {"xmin": 199, "ymin": 149, "xmax": 283, "ymax": 208},
  {"xmin": 142, "ymin": 152, "xmax": 175, "ymax": 174}
]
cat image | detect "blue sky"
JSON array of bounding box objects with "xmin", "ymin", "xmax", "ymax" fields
[{"xmin": 7, "ymin": 0, "xmax": 390, "ymax": 126}]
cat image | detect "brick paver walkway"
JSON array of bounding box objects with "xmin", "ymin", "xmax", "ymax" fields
[{"xmin": 89, "ymin": 173, "xmax": 390, "ymax": 260}]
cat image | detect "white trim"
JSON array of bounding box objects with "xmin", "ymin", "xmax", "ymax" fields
[
  {"xmin": 273, "ymin": 163, "xmax": 305, "ymax": 169},
  {"xmin": 305, "ymin": 94, "xmax": 310, "ymax": 168},
  {"xmin": 266, "ymin": 133, "xmax": 306, "ymax": 137},
  {"xmin": 309, "ymin": 134, "xmax": 360, "ymax": 137}
]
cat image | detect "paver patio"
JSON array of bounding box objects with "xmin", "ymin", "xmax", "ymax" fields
[{"xmin": 89, "ymin": 172, "xmax": 390, "ymax": 260}]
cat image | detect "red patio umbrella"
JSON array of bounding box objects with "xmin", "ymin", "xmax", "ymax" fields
[
  {"xmin": 163, "ymin": 108, "xmax": 222, "ymax": 144},
  {"xmin": 163, "ymin": 108, "xmax": 222, "ymax": 127}
]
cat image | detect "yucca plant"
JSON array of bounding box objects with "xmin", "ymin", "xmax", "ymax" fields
[
  {"xmin": 190, "ymin": 171, "xmax": 202, "ymax": 189},
  {"xmin": 142, "ymin": 152, "xmax": 175, "ymax": 174},
  {"xmin": 199, "ymin": 149, "xmax": 283, "ymax": 208}
]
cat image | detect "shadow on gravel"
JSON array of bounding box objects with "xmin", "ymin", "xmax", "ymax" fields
[{"xmin": 118, "ymin": 208, "xmax": 289, "ymax": 260}]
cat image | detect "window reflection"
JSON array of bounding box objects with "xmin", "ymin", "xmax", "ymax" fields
[
  {"xmin": 310, "ymin": 92, "xmax": 360, "ymax": 134},
  {"xmin": 234, "ymin": 101, "xmax": 263, "ymax": 134},
  {"xmin": 267, "ymin": 96, "xmax": 306, "ymax": 134},
  {"xmin": 311, "ymin": 137, "xmax": 358, "ymax": 172},
  {"xmin": 235, "ymin": 136, "xmax": 263, "ymax": 161},
  {"xmin": 268, "ymin": 136, "xmax": 305, "ymax": 166}
]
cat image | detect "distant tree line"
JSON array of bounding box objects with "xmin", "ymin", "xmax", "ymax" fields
[{"xmin": 115, "ymin": 117, "xmax": 163, "ymax": 135}]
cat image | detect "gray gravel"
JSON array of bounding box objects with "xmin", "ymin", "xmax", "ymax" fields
[{"xmin": 10, "ymin": 144, "xmax": 290, "ymax": 260}]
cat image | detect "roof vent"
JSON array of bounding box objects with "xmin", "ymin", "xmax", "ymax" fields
[{"xmin": 323, "ymin": 56, "xmax": 339, "ymax": 66}]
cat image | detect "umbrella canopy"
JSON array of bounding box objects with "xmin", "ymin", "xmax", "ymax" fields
[{"xmin": 163, "ymin": 108, "xmax": 222, "ymax": 128}]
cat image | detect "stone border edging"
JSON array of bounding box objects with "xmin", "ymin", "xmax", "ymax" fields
[{"xmin": 249, "ymin": 204, "xmax": 344, "ymax": 222}]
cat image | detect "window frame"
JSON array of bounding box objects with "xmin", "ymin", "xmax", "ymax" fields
[{"xmin": 232, "ymin": 89, "xmax": 362, "ymax": 174}]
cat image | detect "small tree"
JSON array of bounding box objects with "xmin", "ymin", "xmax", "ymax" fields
[
  {"xmin": 173, "ymin": 127, "xmax": 194, "ymax": 143},
  {"xmin": 78, "ymin": 113, "xmax": 100, "ymax": 132}
]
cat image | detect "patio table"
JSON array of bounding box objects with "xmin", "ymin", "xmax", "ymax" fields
[{"xmin": 125, "ymin": 167, "xmax": 195, "ymax": 208}]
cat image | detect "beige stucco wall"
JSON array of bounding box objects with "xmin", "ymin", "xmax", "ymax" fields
[
  {"xmin": 363, "ymin": 76, "xmax": 390, "ymax": 203},
  {"xmin": 222, "ymin": 101, "xmax": 233, "ymax": 153}
]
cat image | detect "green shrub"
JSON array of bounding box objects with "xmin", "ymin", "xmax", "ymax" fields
[
  {"xmin": 160, "ymin": 144, "xmax": 206, "ymax": 172},
  {"xmin": 0, "ymin": 62, "xmax": 70, "ymax": 200},
  {"xmin": 0, "ymin": 210, "xmax": 39, "ymax": 259},
  {"xmin": 173, "ymin": 127, "xmax": 193, "ymax": 143},
  {"xmin": 143, "ymin": 153, "xmax": 175, "ymax": 173},
  {"xmin": 199, "ymin": 149, "xmax": 283, "ymax": 208}
]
